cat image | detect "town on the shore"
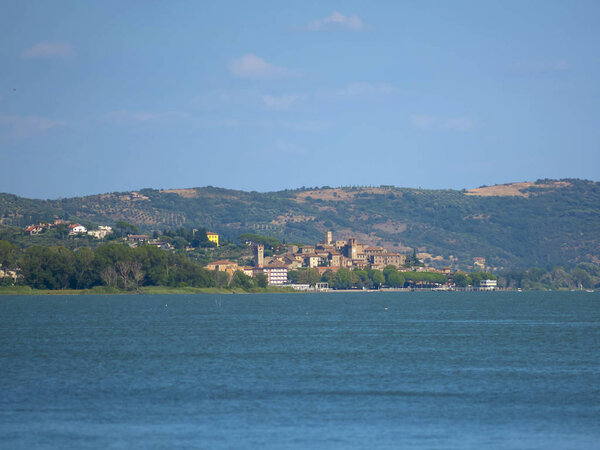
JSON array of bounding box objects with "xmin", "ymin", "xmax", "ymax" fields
[
  {"xmin": 204, "ymin": 230, "xmax": 497, "ymax": 291},
  {"xmin": 2, "ymin": 220, "xmax": 499, "ymax": 291}
]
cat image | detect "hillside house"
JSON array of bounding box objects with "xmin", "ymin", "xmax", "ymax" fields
[
  {"xmin": 25, "ymin": 225, "xmax": 43, "ymax": 235},
  {"xmin": 207, "ymin": 232, "xmax": 219, "ymax": 247},
  {"xmin": 68, "ymin": 224, "xmax": 87, "ymax": 234},
  {"xmin": 0, "ymin": 265, "xmax": 19, "ymax": 282},
  {"xmin": 87, "ymin": 226, "xmax": 113, "ymax": 239},
  {"xmin": 126, "ymin": 234, "xmax": 149, "ymax": 243}
]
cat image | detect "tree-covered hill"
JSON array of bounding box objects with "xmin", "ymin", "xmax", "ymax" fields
[{"xmin": 1, "ymin": 179, "xmax": 599, "ymax": 270}]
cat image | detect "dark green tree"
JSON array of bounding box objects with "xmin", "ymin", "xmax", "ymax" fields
[
  {"xmin": 74, "ymin": 247, "xmax": 99, "ymax": 289},
  {"xmin": 333, "ymin": 267, "xmax": 353, "ymax": 289},
  {"xmin": 453, "ymin": 272, "xmax": 471, "ymax": 287},
  {"xmin": 230, "ymin": 270, "xmax": 254, "ymax": 289},
  {"xmin": 255, "ymin": 272, "xmax": 268, "ymax": 288},
  {"xmin": 20, "ymin": 246, "xmax": 76, "ymax": 289},
  {"xmin": 0, "ymin": 240, "xmax": 18, "ymax": 269},
  {"xmin": 287, "ymin": 269, "xmax": 299, "ymax": 283},
  {"xmin": 368, "ymin": 269, "xmax": 385, "ymax": 288},
  {"xmin": 115, "ymin": 221, "xmax": 139, "ymax": 237}
]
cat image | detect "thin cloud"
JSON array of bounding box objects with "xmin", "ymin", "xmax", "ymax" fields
[
  {"xmin": 256, "ymin": 119, "xmax": 330, "ymax": 132},
  {"xmin": 443, "ymin": 117, "xmax": 475, "ymax": 132},
  {"xmin": 22, "ymin": 42, "xmax": 75, "ymax": 59},
  {"xmin": 511, "ymin": 60, "xmax": 570, "ymax": 72},
  {"xmin": 410, "ymin": 114, "xmax": 437, "ymax": 131},
  {"xmin": 336, "ymin": 82, "xmax": 400, "ymax": 99},
  {"xmin": 307, "ymin": 11, "xmax": 365, "ymax": 31},
  {"xmin": 274, "ymin": 140, "xmax": 306, "ymax": 156},
  {"xmin": 103, "ymin": 110, "xmax": 190, "ymax": 122},
  {"xmin": 317, "ymin": 82, "xmax": 401, "ymax": 102},
  {"xmin": 103, "ymin": 110, "xmax": 238, "ymax": 129},
  {"xmin": 229, "ymin": 54, "xmax": 294, "ymax": 78},
  {"xmin": 195, "ymin": 88, "xmax": 259, "ymax": 111},
  {"xmin": 0, "ymin": 115, "xmax": 66, "ymax": 138},
  {"xmin": 410, "ymin": 114, "xmax": 476, "ymax": 132},
  {"xmin": 281, "ymin": 120, "xmax": 330, "ymax": 132},
  {"xmin": 243, "ymin": 140, "xmax": 307, "ymax": 158},
  {"xmin": 262, "ymin": 94, "xmax": 300, "ymax": 110}
]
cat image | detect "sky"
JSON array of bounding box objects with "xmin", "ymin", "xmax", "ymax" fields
[{"xmin": 1, "ymin": 1, "xmax": 599, "ymax": 199}]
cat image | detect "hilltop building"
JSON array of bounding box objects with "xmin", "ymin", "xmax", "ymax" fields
[{"xmin": 207, "ymin": 232, "xmax": 219, "ymax": 247}]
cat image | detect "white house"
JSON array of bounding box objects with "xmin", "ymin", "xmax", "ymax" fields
[
  {"xmin": 87, "ymin": 226, "xmax": 113, "ymax": 239},
  {"xmin": 68, "ymin": 224, "xmax": 87, "ymax": 234}
]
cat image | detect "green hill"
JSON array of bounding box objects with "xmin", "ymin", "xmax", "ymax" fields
[{"xmin": 2, "ymin": 179, "xmax": 599, "ymax": 270}]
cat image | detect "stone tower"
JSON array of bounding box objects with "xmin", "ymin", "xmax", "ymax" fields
[
  {"xmin": 347, "ymin": 238, "xmax": 357, "ymax": 259},
  {"xmin": 254, "ymin": 244, "xmax": 264, "ymax": 268},
  {"xmin": 325, "ymin": 231, "xmax": 333, "ymax": 245}
]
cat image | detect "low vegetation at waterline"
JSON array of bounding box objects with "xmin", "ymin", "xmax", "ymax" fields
[
  {"xmin": 288, "ymin": 266, "xmax": 450, "ymax": 290},
  {"xmin": 0, "ymin": 241, "xmax": 250, "ymax": 292},
  {"xmin": 0, "ymin": 285, "xmax": 294, "ymax": 295}
]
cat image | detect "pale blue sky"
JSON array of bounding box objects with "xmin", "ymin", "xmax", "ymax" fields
[{"xmin": 1, "ymin": 1, "xmax": 599, "ymax": 198}]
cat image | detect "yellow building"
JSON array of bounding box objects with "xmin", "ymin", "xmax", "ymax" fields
[{"xmin": 207, "ymin": 232, "xmax": 219, "ymax": 247}]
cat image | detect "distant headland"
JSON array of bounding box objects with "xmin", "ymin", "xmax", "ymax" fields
[{"xmin": 1, "ymin": 178, "xmax": 599, "ymax": 293}]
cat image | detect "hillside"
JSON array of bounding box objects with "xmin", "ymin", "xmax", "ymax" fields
[{"xmin": 1, "ymin": 179, "xmax": 599, "ymax": 270}]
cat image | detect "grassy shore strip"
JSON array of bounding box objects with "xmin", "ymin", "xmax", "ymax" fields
[{"xmin": 0, "ymin": 285, "xmax": 298, "ymax": 296}]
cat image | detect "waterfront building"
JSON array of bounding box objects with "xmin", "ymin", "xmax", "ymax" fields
[
  {"xmin": 479, "ymin": 279, "xmax": 497, "ymax": 291},
  {"xmin": 253, "ymin": 266, "xmax": 288, "ymax": 286}
]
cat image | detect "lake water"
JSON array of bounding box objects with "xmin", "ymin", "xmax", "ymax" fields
[{"xmin": 1, "ymin": 291, "xmax": 599, "ymax": 449}]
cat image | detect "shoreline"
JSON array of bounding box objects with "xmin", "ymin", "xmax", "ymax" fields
[
  {"xmin": 0, "ymin": 286, "xmax": 298, "ymax": 296},
  {"xmin": 0, "ymin": 286, "xmax": 583, "ymax": 296}
]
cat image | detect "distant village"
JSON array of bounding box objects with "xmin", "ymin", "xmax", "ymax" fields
[
  {"xmin": 17, "ymin": 221, "xmax": 497, "ymax": 291},
  {"xmin": 204, "ymin": 231, "xmax": 497, "ymax": 291}
]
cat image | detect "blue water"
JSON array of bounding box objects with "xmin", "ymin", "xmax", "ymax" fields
[{"xmin": 1, "ymin": 291, "xmax": 599, "ymax": 449}]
